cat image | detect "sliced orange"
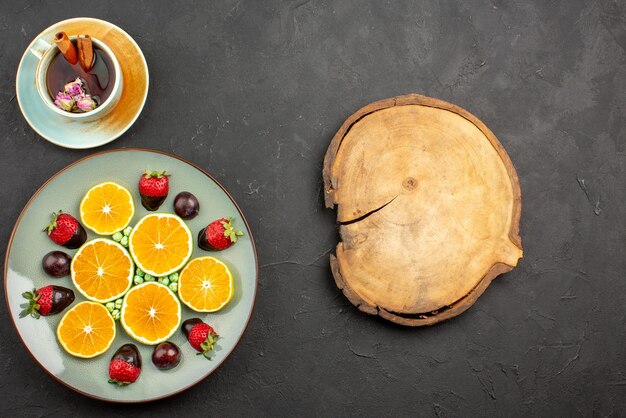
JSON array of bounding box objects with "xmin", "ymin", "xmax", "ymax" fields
[
  {"xmin": 128, "ymin": 213, "xmax": 193, "ymax": 277},
  {"xmin": 57, "ymin": 301, "xmax": 116, "ymax": 358},
  {"xmin": 120, "ymin": 282, "xmax": 181, "ymax": 345},
  {"xmin": 178, "ymin": 256, "xmax": 234, "ymax": 312},
  {"xmin": 71, "ymin": 238, "xmax": 134, "ymax": 303},
  {"xmin": 80, "ymin": 182, "xmax": 135, "ymax": 235}
]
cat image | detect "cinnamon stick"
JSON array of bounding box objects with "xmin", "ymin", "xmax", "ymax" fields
[
  {"xmin": 54, "ymin": 32, "xmax": 78, "ymax": 65},
  {"xmin": 77, "ymin": 35, "xmax": 94, "ymax": 72}
]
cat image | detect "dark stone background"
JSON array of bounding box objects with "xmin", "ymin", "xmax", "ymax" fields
[{"xmin": 1, "ymin": 1, "xmax": 624, "ymax": 416}]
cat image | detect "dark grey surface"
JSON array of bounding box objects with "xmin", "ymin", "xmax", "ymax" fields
[{"xmin": 1, "ymin": 0, "xmax": 625, "ymax": 416}]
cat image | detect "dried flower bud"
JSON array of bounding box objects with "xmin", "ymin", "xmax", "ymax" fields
[
  {"xmin": 64, "ymin": 77, "xmax": 84, "ymax": 97},
  {"xmin": 54, "ymin": 92, "xmax": 75, "ymax": 111},
  {"xmin": 75, "ymin": 94, "xmax": 97, "ymax": 112}
]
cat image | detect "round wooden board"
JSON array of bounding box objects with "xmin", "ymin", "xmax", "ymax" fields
[{"xmin": 323, "ymin": 94, "xmax": 522, "ymax": 326}]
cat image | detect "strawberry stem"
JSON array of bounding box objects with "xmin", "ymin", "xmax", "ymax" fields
[
  {"xmin": 143, "ymin": 170, "xmax": 168, "ymax": 179},
  {"xmin": 108, "ymin": 379, "xmax": 131, "ymax": 387},
  {"xmin": 43, "ymin": 210, "xmax": 62, "ymax": 234},
  {"xmin": 19, "ymin": 289, "xmax": 41, "ymax": 319},
  {"xmin": 221, "ymin": 218, "xmax": 244, "ymax": 243},
  {"xmin": 196, "ymin": 332, "xmax": 219, "ymax": 360}
]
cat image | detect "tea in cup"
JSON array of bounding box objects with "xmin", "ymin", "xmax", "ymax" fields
[{"xmin": 29, "ymin": 32, "xmax": 123, "ymax": 121}]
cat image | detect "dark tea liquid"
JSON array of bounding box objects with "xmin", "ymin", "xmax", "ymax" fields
[{"xmin": 46, "ymin": 41, "xmax": 116, "ymax": 109}]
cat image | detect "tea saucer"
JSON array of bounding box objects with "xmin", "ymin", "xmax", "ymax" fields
[{"xmin": 16, "ymin": 18, "xmax": 149, "ymax": 149}]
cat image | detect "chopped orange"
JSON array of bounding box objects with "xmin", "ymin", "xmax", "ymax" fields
[
  {"xmin": 178, "ymin": 256, "xmax": 234, "ymax": 312},
  {"xmin": 128, "ymin": 213, "xmax": 193, "ymax": 277},
  {"xmin": 57, "ymin": 302, "xmax": 116, "ymax": 358},
  {"xmin": 71, "ymin": 238, "xmax": 134, "ymax": 303},
  {"xmin": 80, "ymin": 182, "xmax": 135, "ymax": 235},
  {"xmin": 120, "ymin": 282, "xmax": 181, "ymax": 345}
]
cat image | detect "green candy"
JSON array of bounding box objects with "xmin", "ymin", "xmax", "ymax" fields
[
  {"xmin": 160, "ymin": 278, "xmax": 170, "ymax": 286},
  {"xmin": 135, "ymin": 268, "xmax": 145, "ymax": 277},
  {"xmin": 105, "ymin": 302, "xmax": 115, "ymax": 312},
  {"xmin": 112, "ymin": 232, "xmax": 123, "ymax": 242},
  {"xmin": 112, "ymin": 309, "xmax": 120, "ymax": 320},
  {"xmin": 169, "ymin": 272, "xmax": 179, "ymax": 283},
  {"xmin": 115, "ymin": 298, "xmax": 123, "ymax": 307},
  {"xmin": 144, "ymin": 274, "xmax": 155, "ymax": 282},
  {"xmin": 168, "ymin": 283, "xmax": 178, "ymax": 292},
  {"xmin": 120, "ymin": 236, "xmax": 129, "ymax": 247},
  {"xmin": 134, "ymin": 276, "xmax": 144, "ymax": 285},
  {"xmin": 123, "ymin": 226, "xmax": 133, "ymax": 236}
]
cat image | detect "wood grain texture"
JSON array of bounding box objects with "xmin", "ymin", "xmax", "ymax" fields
[{"xmin": 323, "ymin": 94, "xmax": 523, "ymax": 326}]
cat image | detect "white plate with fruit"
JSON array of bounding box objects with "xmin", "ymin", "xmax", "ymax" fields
[{"xmin": 4, "ymin": 148, "xmax": 257, "ymax": 402}]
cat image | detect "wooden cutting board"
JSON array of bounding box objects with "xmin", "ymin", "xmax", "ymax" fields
[{"xmin": 323, "ymin": 94, "xmax": 522, "ymax": 326}]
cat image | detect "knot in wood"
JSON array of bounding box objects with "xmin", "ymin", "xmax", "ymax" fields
[{"xmin": 402, "ymin": 177, "xmax": 418, "ymax": 191}]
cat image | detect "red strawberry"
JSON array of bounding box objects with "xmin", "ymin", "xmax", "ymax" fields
[
  {"xmin": 139, "ymin": 170, "xmax": 169, "ymax": 211},
  {"xmin": 109, "ymin": 360, "xmax": 141, "ymax": 386},
  {"xmin": 198, "ymin": 217, "xmax": 244, "ymax": 251},
  {"xmin": 20, "ymin": 285, "xmax": 75, "ymax": 319},
  {"xmin": 43, "ymin": 211, "xmax": 87, "ymax": 249},
  {"xmin": 109, "ymin": 344, "xmax": 142, "ymax": 386},
  {"xmin": 182, "ymin": 318, "xmax": 219, "ymax": 359}
]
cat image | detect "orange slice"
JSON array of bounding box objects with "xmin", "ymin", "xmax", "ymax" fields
[
  {"xmin": 80, "ymin": 182, "xmax": 135, "ymax": 235},
  {"xmin": 128, "ymin": 213, "xmax": 193, "ymax": 277},
  {"xmin": 71, "ymin": 238, "xmax": 134, "ymax": 303},
  {"xmin": 120, "ymin": 282, "xmax": 181, "ymax": 345},
  {"xmin": 57, "ymin": 301, "xmax": 116, "ymax": 358},
  {"xmin": 178, "ymin": 256, "xmax": 234, "ymax": 312}
]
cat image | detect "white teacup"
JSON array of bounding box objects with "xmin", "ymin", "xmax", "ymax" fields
[{"xmin": 29, "ymin": 36, "xmax": 123, "ymax": 122}]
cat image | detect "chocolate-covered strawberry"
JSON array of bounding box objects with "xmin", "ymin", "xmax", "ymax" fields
[
  {"xmin": 43, "ymin": 211, "xmax": 87, "ymax": 249},
  {"xmin": 198, "ymin": 217, "xmax": 244, "ymax": 251},
  {"xmin": 182, "ymin": 318, "xmax": 219, "ymax": 359},
  {"xmin": 139, "ymin": 170, "xmax": 169, "ymax": 211},
  {"xmin": 109, "ymin": 344, "xmax": 142, "ymax": 386},
  {"xmin": 20, "ymin": 285, "xmax": 75, "ymax": 319}
]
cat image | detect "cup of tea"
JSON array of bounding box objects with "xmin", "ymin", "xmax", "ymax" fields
[{"xmin": 29, "ymin": 34, "xmax": 123, "ymax": 122}]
